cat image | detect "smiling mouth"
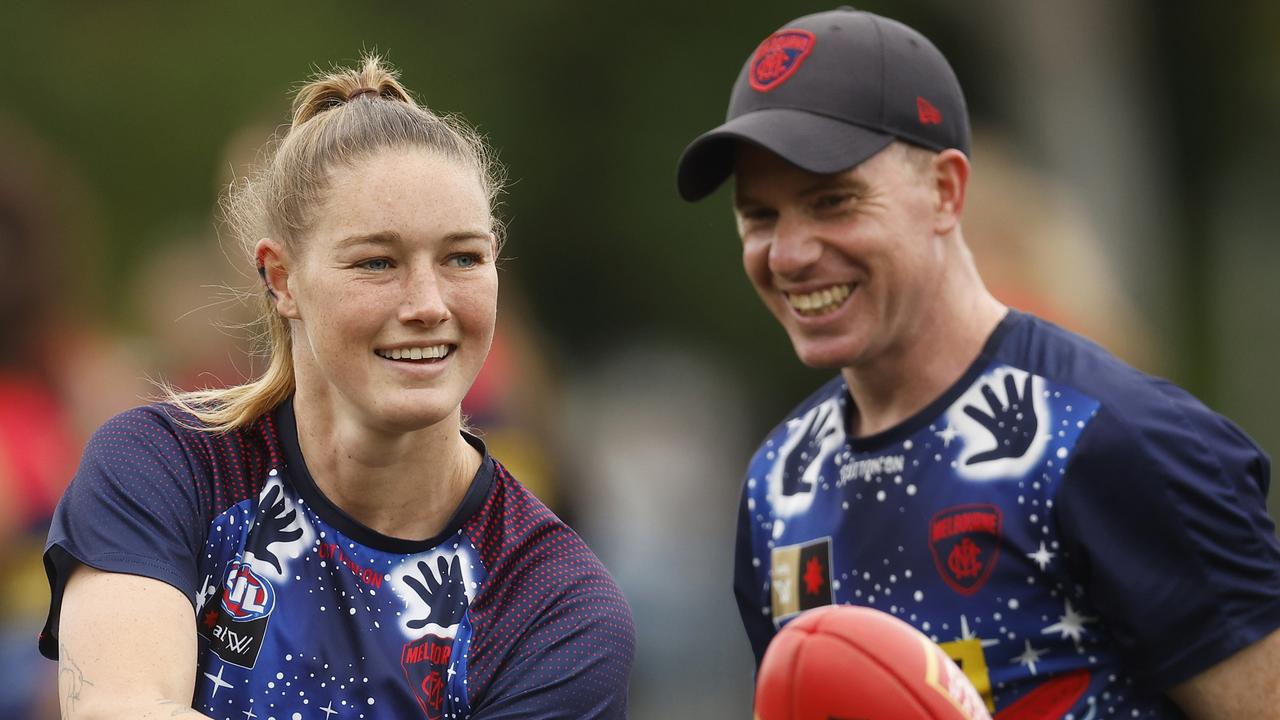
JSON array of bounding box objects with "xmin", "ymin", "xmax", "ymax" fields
[
  {"xmin": 784, "ymin": 284, "xmax": 853, "ymax": 316},
  {"xmin": 375, "ymin": 344, "xmax": 453, "ymax": 362}
]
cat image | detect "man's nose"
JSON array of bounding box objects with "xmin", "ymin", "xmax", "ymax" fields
[{"xmin": 768, "ymin": 213, "xmax": 822, "ymax": 276}]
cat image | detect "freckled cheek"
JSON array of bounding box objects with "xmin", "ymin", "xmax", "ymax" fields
[{"xmin": 452, "ymin": 276, "xmax": 498, "ymax": 324}]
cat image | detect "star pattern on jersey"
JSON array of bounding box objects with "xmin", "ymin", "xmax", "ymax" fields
[
  {"xmin": 1027, "ymin": 541, "xmax": 1055, "ymax": 571},
  {"xmin": 196, "ymin": 573, "xmax": 217, "ymax": 609},
  {"xmin": 320, "ymin": 700, "xmax": 338, "ymax": 719},
  {"xmin": 742, "ymin": 366, "xmax": 1181, "ymax": 717},
  {"xmin": 241, "ymin": 709, "xmax": 257, "ymax": 720},
  {"xmin": 955, "ymin": 614, "xmax": 1000, "ymax": 649},
  {"xmin": 1041, "ymin": 599, "xmax": 1096, "ymax": 643},
  {"xmin": 205, "ymin": 664, "xmax": 234, "ymax": 697},
  {"xmin": 935, "ymin": 423, "xmax": 960, "ymax": 447},
  {"xmin": 1014, "ymin": 640, "xmax": 1048, "ymax": 675}
]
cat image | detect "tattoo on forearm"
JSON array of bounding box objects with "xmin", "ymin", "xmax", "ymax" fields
[{"xmin": 58, "ymin": 642, "xmax": 94, "ymax": 718}]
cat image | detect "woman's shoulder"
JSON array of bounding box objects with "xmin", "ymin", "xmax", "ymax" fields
[
  {"xmin": 463, "ymin": 460, "xmax": 634, "ymax": 708},
  {"xmin": 84, "ymin": 401, "xmax": 286, "ymax": 483},
  {"xmin": 471, "ymin": 460, "xmax": 626, "ymax": 600}
]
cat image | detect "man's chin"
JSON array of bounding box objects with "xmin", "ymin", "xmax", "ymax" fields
[{"xmin": 790, "ymin": 343, "xmax": 854, "ymax": 370}]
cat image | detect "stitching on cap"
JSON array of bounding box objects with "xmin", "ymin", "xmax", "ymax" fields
[{"xmin": 870, "ymin": 14, "xmax": 886, "ymax": 126}]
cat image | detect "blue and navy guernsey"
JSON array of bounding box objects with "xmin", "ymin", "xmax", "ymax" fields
[
  {"xmin": 735, "ymin": 310, "xmax": 1280, "ymax": 719},
  {"xmin": 42, "ymin": 398, "xmax": 634, "ymax": 720}
]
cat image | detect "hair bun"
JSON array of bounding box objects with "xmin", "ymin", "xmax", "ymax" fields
[
  {"xmin": 347, "ymin": 87, "xmax": 380, "ymax": 102},
  {"xmin": 290, "ymin": 54, "xmax": 415, "ymax": 128}
]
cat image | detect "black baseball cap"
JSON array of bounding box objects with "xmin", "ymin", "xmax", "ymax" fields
[{"xmin": 676, "ymin": 7, "xmax": 970, "ymax": 202}]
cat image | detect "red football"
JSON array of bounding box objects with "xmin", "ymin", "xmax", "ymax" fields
[{"xmin": 755, "ymin": 605, "xmax": 991, "ymax": 720}]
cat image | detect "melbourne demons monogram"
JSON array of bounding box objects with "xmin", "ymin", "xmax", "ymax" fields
[
  {"xmin": 929, "ymin": 505, "xmax": 1002, "ymax": 595},
  {"xmin": 750, "ymin": 29, "xmax": 815, "ymax": 91}
]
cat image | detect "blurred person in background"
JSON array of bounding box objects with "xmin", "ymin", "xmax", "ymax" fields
[
  {"xmin": 962, "ymin": 132, "xmax": 1157, "ymax": 374},
  {"xmin": 39, "ymin": 55, "xmax": 633, "ymax": 719},
  {"xmin": 564, "ymin": 346, "xmax": 756, "ymax": 720},
  {"xmin": 0, "ymin": 115, "xmax": 141, "ymax": 720},
  {"xmin": 461, "ymin": 284, "xmax": 569, "ymax": 516},
  {"xmin": 676, "ymin": 8, "xmax": 1279, "ymax": 719}
]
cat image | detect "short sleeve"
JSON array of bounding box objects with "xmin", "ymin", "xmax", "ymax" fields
[
  {"xmin": 1056, "ymin": 389, "xmax": 1280, "ymax": 689},
  {"xmin": 40, "ymin": 407, "xmax": 207, "ymax": 659},
  {"xmin": 471, "ymin": 582, "xmax": 635, "ymax": 719},
  {"xmin": 733, "ymin": 482, "xmax": 775, "ymax": 668}
]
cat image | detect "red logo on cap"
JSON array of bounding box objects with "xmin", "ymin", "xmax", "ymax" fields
[
  {"xmin": 917, "ymin": 96, "xmax": 943, "ymax": 125},
  {"xmin": 749, "ymin": 29, "xmax": 816, "ymax": 92}
]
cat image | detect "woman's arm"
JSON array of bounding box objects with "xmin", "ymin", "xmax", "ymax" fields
[{"xmin": 57, "ymin": 564, "xmax": 212, "ymax": 720}]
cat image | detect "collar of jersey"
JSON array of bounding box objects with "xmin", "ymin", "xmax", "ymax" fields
[
  {"xmin": 842, "ymin": 308, "xmax": 1022, "ymax": 453},
  {"xmin": 272, "ymin": 395, "xmax": 496, "ymax": 553}
]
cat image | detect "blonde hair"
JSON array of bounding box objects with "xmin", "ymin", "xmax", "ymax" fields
[{"xmin": 165, "ymin": 53, "xmax": 505, "ymax": 432}]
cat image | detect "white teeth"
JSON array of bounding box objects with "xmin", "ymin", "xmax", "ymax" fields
[
  {"xmin": 786, "ymin": 284, "xmax": 853, "ymax": 316},
  {"xmin": 376, "ymin": 345, "xmax": 450, "ymax": 361}
]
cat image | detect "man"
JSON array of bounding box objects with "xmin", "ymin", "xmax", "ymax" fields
[{"xmin": 676, "ymin": 8, "xmax": 1280, "ymax": 718}]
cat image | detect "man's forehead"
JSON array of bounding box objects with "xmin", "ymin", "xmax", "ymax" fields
[{"xmin": 733, "ymin": 143, "xmax": 877, "ymax": 202}]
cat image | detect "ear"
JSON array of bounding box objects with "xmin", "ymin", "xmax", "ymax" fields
[
  {"xmin": 931, "ymin": 149, "xmax": 970, "ymax": 236},
  {"xmin": 254, "ymin": 238, "xmax": 300, "ymax": 319}
]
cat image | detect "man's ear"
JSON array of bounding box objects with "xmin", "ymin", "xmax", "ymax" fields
[
  {"xmin": 931, "ymin": 148, "xmax": 969, "ymax": 236},
  {"xmin": 254, "ymin": 238, "xmax": 299, "ymax": 319}
]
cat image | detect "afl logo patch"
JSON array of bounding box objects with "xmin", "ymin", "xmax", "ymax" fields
[
  {"xmin": 221, "ymin": 561, "xmax": 276, "ymax": 621},
  {"xmin": 750, "ymin": 29, "xmax": 816, "ymax": 92}
]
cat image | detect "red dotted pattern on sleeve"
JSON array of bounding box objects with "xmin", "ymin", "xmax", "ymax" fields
[
  {"xmin": 85, "ymin": 405, "xmax": 284, "ymax": 539},
  {"xmin": 137, "ymin": 406, "xmax": 283, "ymax": 525},
  {"xmin": 463, "ymin": 461, "xmax": 635, "ymax": 717}
]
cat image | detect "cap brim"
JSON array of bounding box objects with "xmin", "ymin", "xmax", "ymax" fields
[{"xmin": 675, "ymin": 109, "xmax": 895, "ymax": 202}]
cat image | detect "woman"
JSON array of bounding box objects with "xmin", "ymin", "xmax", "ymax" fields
[{"xmin": 40, "ymin": 56, "xmax": 634, "ymax": 719}]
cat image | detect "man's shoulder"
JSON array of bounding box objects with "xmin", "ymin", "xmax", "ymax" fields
[
  {"xmin": 1000, "ymin": 311, "xmax": 1194, "ymax": 420},
  {"xmin": 999, "ymin": 310, "xmax": 1265, "ymax": 465}
]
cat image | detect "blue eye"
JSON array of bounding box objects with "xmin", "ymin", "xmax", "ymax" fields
[
  {"xmin": 450, "ymin": 254, "xmax": 480, "ymax": 269},
  {"xmin": 358, "ymin": 258, "xmax": 392, "ymax": 271}
]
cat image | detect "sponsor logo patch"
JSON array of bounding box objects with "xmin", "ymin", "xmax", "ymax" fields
[
  {"xmin": 198, "ymin": 559, "xmax": 275, "ymax": 668},
  {"xmin": 929, "ymin": 504, "xmax": 1002, "ymax": 595},
  {"xmin": 750, "ymin": 29, "xmax": 816, "ymax": 92},
  {"xmin": 770, "ymin": 537, "xmax": 833, "ymax": 623}
]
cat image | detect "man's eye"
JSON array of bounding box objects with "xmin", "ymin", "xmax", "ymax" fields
[
  {"xmin": 815, "ymin": 194, "xmax": 852, "ymax": 210},
  {"xmin": 743, "ymin": 209, "xmax": 778, "ymax": 223},
  {"xmin": 357, "ymin": 258, "xmax": 392, "ymax": 271},
  {"xmin": 449, "ymin": 253, "xmax": 481, "ymax": 268}
]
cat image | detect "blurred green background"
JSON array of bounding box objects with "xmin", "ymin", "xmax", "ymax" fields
[{"xmin": 1, "ymin": 1, "xmax": 1277, "ymax": 718}]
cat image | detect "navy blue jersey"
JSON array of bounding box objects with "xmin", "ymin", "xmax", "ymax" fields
[
  {"xmin": 735, "ymin": 310, "xmax": 1280, "ymax": 719},
  {"xmin": 42, "ymin": 399, "xmax": 634, "ymax": 719}
]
